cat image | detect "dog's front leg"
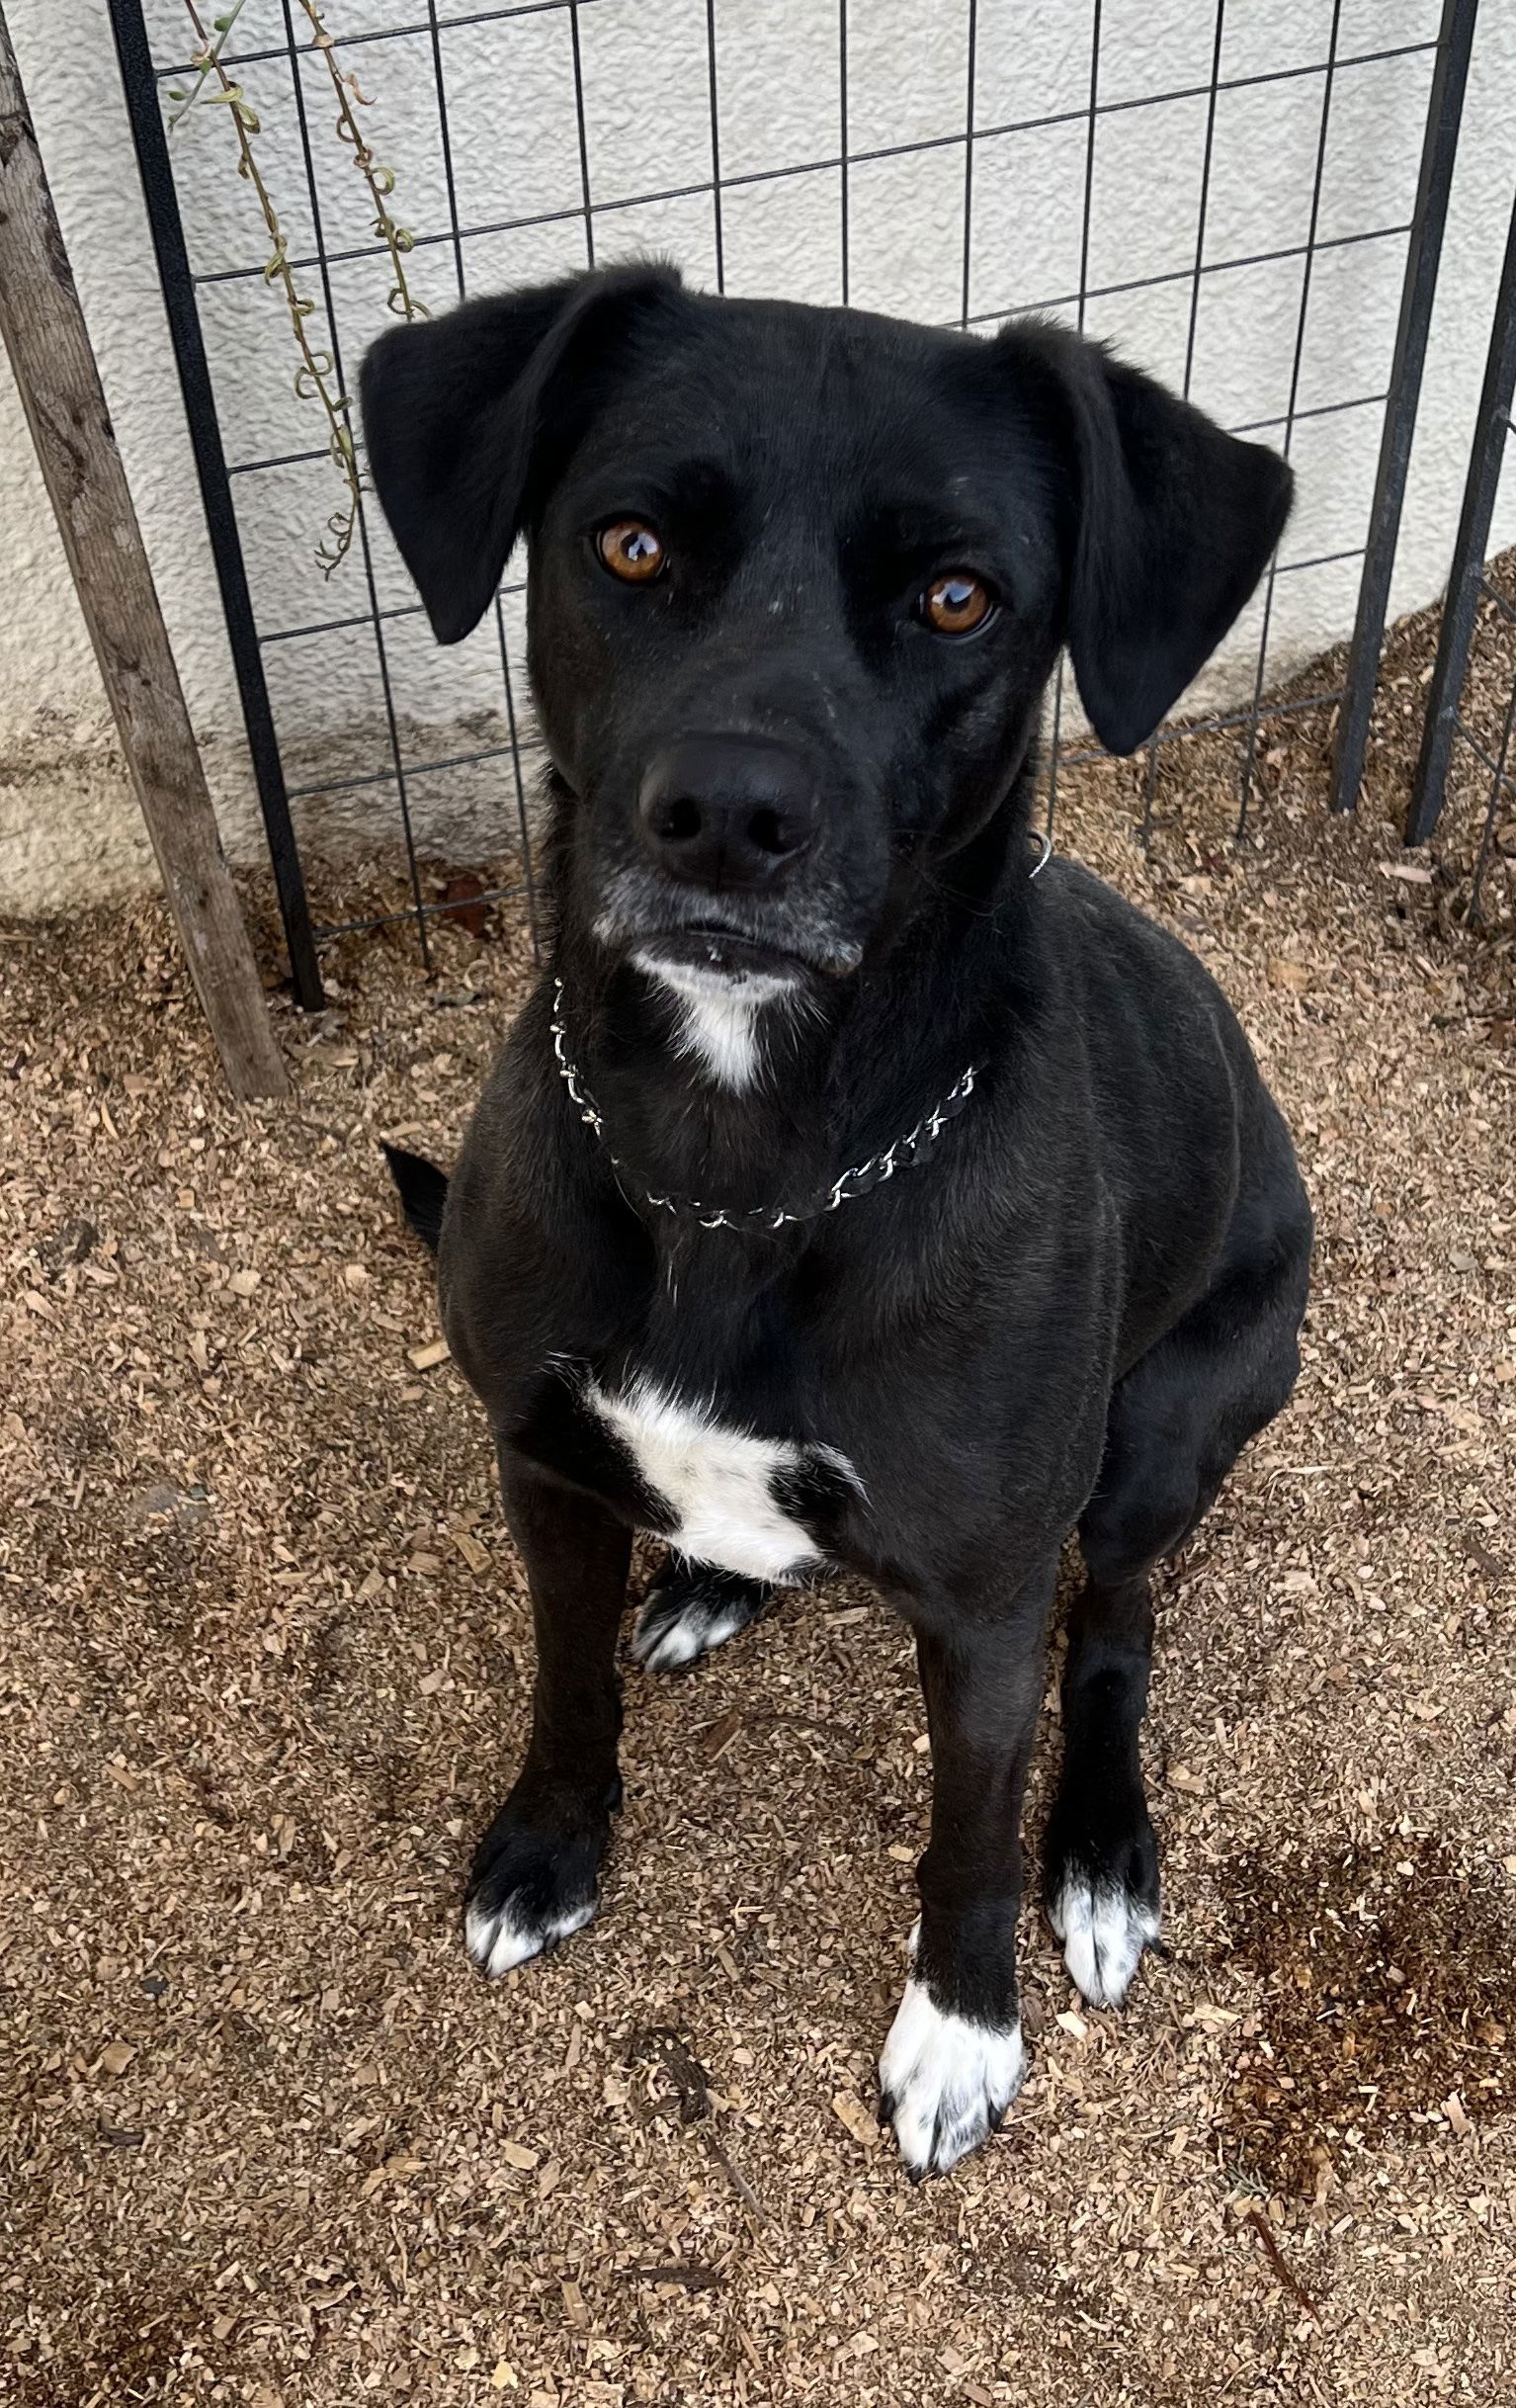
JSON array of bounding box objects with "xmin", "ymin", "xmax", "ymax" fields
[
  {"xmin": 880, "ymin": 1556, "xmax": 1056, "ymax": 2177},
  {"xmin": 463, "ymin": 1455, "xmax": 631, "ymax": 1979}
]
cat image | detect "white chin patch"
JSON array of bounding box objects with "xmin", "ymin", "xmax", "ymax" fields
[
  {"xmin": 464, "ymin": 1894, "xmax": 596, "ymax": 1979},
  {"xmin": 879, "ymin": 1977, "xmax": 1025, "ymax": 2178},
  {"xmin": 632, "ymin": 1586, "xmax": 756, "ymax": 1672},
  {"xmin": 632, "ymin": 952, "xmax": 795, "ymax": 1092},
  {"xmin": 1048, "ymin": 1876, "xmax": 1159, "ymax": 2009},
  {"xmin": 587, "ymin": 1376, "xmax": 854, "ymax": 1585}
]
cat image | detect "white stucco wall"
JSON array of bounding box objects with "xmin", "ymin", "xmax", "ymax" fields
[{"xmin": 3, "ymin": 0, "xmax": 1515, "ymax": 910}]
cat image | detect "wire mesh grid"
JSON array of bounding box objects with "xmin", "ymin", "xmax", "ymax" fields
[
  {"xmin": 109, "ymin": 0, "xmax": 1471, "ymax": 1004},
  {"xmin": 1407, "ymin": 185, "xmax": 1516, "ymax": 924}
]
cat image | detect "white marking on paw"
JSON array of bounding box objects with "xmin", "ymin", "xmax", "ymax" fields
[
  {"xmin": 1048, "ymin": 1876, "xmax": 1159, "ymax": 2009},
  {"xmin": 464, "ymin": 1894, "xmax": 596, "ymax": 1980},
  {"xmin": 588, "ymin": 1377, "xmax": 857, "ymax": 1585},
  {"xmin": 879, "ymin": 1977, "xmax": 1025, "ymax": 2177},
  {"xmin": 633, "ymin": 954, "xmax": 795, "ymax": 1092},
  {"xmin": 632, "ymin": 1587, "xmax": 755, "ymax": 1672}
]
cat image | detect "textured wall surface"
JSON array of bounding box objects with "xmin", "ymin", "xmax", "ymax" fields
[{"xmin": 3, "ymin": 0, "xmax": 1515, "ymax": 909}]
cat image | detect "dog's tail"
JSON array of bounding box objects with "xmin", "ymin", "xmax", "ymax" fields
[{"xmin": 382, "ymin": 1143, "xmax": 450, "ymax": 1254}]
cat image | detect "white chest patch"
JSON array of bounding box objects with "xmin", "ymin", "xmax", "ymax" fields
[
  {"xmin": 586, "ymin": 1377, "xmax": 855, "ymax": 1585},
  {"xmin": 632, "ymin": 955, "xmax": 793, "ymax": 1092}
]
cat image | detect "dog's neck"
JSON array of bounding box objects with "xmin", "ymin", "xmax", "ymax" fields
[{"xmin": 545, "ymin": 780, "xmax": 1047, "ymax": 1229}]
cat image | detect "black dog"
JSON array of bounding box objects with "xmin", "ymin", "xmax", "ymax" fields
[{"xmin": 361, "ymin": 266, "xmax": 1311, "ymax": 2178}]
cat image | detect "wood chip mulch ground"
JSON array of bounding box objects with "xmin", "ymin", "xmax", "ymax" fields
[{"xmin": 2, "ymin": 583, "xmax": 1514, "ymax": 2406}]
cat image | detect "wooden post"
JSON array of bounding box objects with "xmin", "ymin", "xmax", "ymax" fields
[{"xmin": 0, "ymin": 8, "xmax": 291, "ymax": 1099}]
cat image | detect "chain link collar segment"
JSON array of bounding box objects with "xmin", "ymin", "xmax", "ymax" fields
[
  {"xmin": 549, "ymin": 831, "xmax": 1049, "ymax": 1232},
  {"xmin": 549, "ymin": 980, "xmax": 980, "ymax": 1232}
]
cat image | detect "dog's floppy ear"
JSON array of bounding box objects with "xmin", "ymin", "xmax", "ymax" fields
[
  {"xmin": 360, "ymin": 264, "xmax": 684, "ymax": 644},
  {"xmin": 1000, "ymin": 324, "xmax": 1293, "ymax": 754}
]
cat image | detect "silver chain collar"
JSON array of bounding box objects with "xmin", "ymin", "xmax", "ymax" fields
[
  {"xmin": 549, "ymin": 978, "xmax": 979, "ymax": 1230},
  {"xmin": 549, "ymin": 831, "xmax": 1050, "ymax": 1233}
]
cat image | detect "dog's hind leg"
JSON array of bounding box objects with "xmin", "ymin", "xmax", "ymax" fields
[
  {"xmin": 632, "ymin": 1557, "xmax": 773, "ymax": 1673},
  {"xmin": 1045, "ymin": 1205, "xmax": 1310, "ymax": 2008}
]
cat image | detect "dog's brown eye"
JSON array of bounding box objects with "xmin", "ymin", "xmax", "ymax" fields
[
  {"xmin": 923, "ymin": 572, "xmax": 993, "ymax": 635},
  {"xmin": 598, "ymin": 519, "xmax": 665, "ymax": 583}
]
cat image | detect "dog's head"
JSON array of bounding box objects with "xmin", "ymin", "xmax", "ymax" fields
[{"xmin": 362, "ymin": 267, "xmax": 1290, "ymax": 988}]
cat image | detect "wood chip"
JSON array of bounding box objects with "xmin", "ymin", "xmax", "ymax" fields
[
  {"xmin": 406, "ymin": 1336, "xmax": 451, "ymax": 1371},
  {"xmin": 700, "ymin": 1706, "xmax": 743, "ymax": 1762},
  {"xmin": 830, "ymin": 2091, "xmax": 880, "ymax": 2148}
]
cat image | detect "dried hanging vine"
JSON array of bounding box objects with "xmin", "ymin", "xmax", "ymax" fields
[
  {"xmin": 296, "ymin": 1, "xmax": 428, "ymax": 326},
  {"xmin": 169, "ymin": 0, "xmax": 427, "ymax": 576}
]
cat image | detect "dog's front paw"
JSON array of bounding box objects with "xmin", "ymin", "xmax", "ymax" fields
[
  {"xmin": 879, "ymin": 1978, "xmax": 1025, "ymax": 2179},
  {"xmin": 632, "ymin": 1560, "xmax": 771, "ymax": 1673},
  {"xmin": 463, "ymin": 1810, "xmax": 606, "ymax": 1979},
  {"xmin": 1044, "ymin": 1819, "xmax": 1161, "ymax": 2009}
]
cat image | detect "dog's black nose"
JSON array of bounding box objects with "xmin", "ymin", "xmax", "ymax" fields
[{"xmin": 635, "ymin": 735, "xmax": 818, "ymax": 890}]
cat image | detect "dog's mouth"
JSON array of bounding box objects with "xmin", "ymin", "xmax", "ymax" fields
[
  {"xmin": 626, "ymin": 915, "xmax": 865, "ymax": 982},
  {"xmin": 640, "ymin": 921, "xmax": 812, "ymax": 980},
  {"xmin": 590, "ymin": 865, "xmax": 868, "ymax": 981}
]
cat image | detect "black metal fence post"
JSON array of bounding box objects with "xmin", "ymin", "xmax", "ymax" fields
[
  {"xmin": 1406, "ymin": 189, "xmax": 1516, "ymax": 848},
  {"xmin": 107, "ymin": 0, "xmax": 325, "ymax": 1010},
  {"xmin": 1329, "ymin": 0, "xmax": 1477, "ymax": 817}
]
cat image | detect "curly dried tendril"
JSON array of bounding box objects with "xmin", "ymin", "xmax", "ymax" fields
[
  {"xmin": 298, "ymin": 3, "xmax": 428, "ymax": 327},
  {"xmin": 171, "ymin": 0, "xmax": 429, "ymax": 574}
]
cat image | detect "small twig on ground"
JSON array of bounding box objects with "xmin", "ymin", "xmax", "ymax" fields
[
  {"xmin": 621, "ymin": 2262, "xmax": 722, "ymax": 2292},
  {"xmin": 627, "ymin": 2024, "xmax": 772, "ymax": 2229},
  {"xmin": 702, "ymin": 2126, "xmax": 771, "ymax": 2230},
  {"xmin": 1458, "ymin": 1529, "xmax": 1510, "ymax": 1585},
  {"xmin": 1247, "ymin": 2206, "xmax": 1318, "ymax": 2317},
  {"xmin": 627, "ymin": 2025, "xmax": 711, "ymax": 2125}
]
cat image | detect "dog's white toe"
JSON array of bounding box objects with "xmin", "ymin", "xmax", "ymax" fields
[
  {"xmin": 879, "ymin": 1977, "xmax": 1025, "ymax": 2178},
  {"xmin": 1048, "ymin": 1876, "xmax": 1159, "ymax": 2009},
  {"xmin": 464, "ymin": 1894, "xmax": 596, "ymax": 1979},
  {"xmin": 632, "ymin": 1585, "xmax": 757, "ymax": 1672}
]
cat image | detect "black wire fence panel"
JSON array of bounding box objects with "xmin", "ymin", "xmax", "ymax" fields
[
  {"xmin": 1407, "ymin": 187, "xmax": 1516, "ymax": 924},
  {"xmin": 109, "ymin": 0, "xmax": 1472, "ymax": 1003}
]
